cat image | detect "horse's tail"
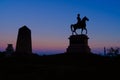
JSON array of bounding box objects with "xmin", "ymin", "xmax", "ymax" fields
[{"xmin": 71, "ymin": 24, "xmax": 73, "ymax": 32}]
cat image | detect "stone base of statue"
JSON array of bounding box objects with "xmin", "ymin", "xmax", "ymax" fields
[{"xmin": 66, "ymin": 34, "xmax": 91, "ymax": 54}]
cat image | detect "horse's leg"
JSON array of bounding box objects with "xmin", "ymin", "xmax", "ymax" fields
[
  {"xmin": 81, "ymin": 28, "xmax": 83, "ymax": 34},
  {"xmin": 71, "ymin": 25, "xmax": 74, "ymax": 35},
  {"xmin": 72, "ymin": 30, "xmax": 74, "ymax": 35},
  {"xmin": 74, "ymin": 27, "xmax": 78, "ymax": 35},
  {"xmin": 72, "ymin": 28, "xmax": 75, "ymax": 35},
  {"xmin": 75, "ymin": 29, "xmax": 78, "ymax": 35},
  {"xmin": 85, "ymin": 28, "xmax": 87, "ymax": 34}
]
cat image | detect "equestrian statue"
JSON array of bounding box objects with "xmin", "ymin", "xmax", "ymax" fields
[{"xmin": 71, "ymin": 14, "xmax": 89, "ymax": 35}]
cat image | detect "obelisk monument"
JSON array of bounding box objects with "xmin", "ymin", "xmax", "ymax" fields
[{"xmin": 16, "ymin": 25, "xmax": 32, "ymax": 54}]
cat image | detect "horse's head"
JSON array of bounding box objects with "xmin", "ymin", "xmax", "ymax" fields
[{"xmin": 83, "ymin": 16, "xmax": 89, "ymax": 21}]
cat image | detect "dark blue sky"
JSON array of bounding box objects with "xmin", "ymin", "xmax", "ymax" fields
[{"xmin": 0, "ymin": 0, "xmax": 120, "ymax": 55}]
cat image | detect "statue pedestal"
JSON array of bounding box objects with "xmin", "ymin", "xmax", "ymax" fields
[{"xmin": 66, "ymin": 34, "xmax": 91, "ymax": 54}]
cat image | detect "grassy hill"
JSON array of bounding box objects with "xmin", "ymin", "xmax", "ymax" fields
[{"xmin": 0, "ymin": 52, "xmax": 120, "ymax": 79}]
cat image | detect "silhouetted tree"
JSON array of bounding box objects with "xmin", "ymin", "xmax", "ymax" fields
[{"xmin": 107, "ymin": 47, "xmax": 119, "ymax": 56}]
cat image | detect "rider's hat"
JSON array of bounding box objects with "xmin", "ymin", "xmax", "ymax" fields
[{"xmin": 77, "ymin": 14, "xmax": 80, "ymax": 16}]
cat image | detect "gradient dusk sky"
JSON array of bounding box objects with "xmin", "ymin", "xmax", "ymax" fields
[{"xmin": 0, "ymin": 0, "xmax": 120, "ymax": 55}]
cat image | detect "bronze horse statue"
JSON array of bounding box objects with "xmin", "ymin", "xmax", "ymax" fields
[{"xmin": 71, "ymin": 16, "xmax": 89, "ymax": 35}]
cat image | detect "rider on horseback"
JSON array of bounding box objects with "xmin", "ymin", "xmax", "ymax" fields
[
  {"xmin": 76, "ymin": 14, "xmax": 81, "ymax": 25},
  {"xmin": 71, "ymin": 14, "xmax": 89, "ymax": 35}
]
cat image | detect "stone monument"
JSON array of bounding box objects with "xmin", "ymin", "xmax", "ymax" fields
[
  {"xmin": 66, "ymin": 14, "xmax": 91, "ymax": 54},
  {"xmin": 16, "ymin": 25, "xmax": 32, "ymax": 54},
  {"xmin": 6, "ymin": 44, "xmax": 14, "ymax": 55}
]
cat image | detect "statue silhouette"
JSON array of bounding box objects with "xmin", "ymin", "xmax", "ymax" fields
[
  {"xmin": 71, "ymin": 14, "xmax": 89, "ymax": 35},
  {"xmin": 76, "ymin": 14, "xmax": 81, "ymax": 25}
]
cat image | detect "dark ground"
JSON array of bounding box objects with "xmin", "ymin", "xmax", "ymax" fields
[{"xmin": 0, "ymin": 52, "xmax": 120, "ymax": 79}]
